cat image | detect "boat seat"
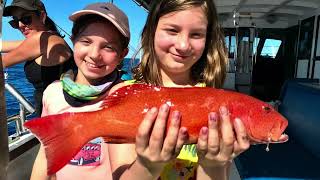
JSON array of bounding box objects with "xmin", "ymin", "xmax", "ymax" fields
[{"xmin": 235, "ymin": 79, "xmax": 320, "ymax": 180}]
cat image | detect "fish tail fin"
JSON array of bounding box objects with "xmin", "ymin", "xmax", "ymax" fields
[{"xmin": 24, "ymin": 112, "xmax": 91, "ymax": 175}]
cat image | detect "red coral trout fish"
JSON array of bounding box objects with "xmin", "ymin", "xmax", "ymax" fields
[{"xmin": 24, "ymin": 84, "xmax": 288, "ymax": 175}]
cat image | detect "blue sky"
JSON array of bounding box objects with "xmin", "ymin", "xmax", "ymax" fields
[{"xmin": 2, "ymin": 0, "xmax": 148, "ymax": 58}]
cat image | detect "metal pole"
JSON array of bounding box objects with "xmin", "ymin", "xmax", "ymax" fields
[
  {"xmin": 0, "ymin": 1, "xmax": 9, "ymax": 179},
  {"xmin": 18, "ymin": 104, "xmax": 27, "ymax": 134},
  {"xmin": 233, "ymin": 11, "xmax": 239, "ymax": 72},
  {"xmin": 5, "ymin": 83, "xmax": 35, "ymax": 114}
]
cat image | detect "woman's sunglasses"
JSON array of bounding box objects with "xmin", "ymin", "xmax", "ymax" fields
[{"xmin": 9, "ymin": 15, "xmax": 32, "ymax": 29}]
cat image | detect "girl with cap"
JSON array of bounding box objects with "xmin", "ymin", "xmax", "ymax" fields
[
  {"xmin": 30, "ymin": 2, "xmax": 130, "ymax": 180},
  {"xmin": 108, "ymin": 0, "xmax": 251, "ymax": 179},
  {"xmin": 1, "ymin": 0, "xmax": 74, "ymax": 117}
]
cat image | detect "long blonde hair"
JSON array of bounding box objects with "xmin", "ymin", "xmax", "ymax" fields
[{"xmin": 133, "ymin": 0, "xmax": 228, "ymax": 88}]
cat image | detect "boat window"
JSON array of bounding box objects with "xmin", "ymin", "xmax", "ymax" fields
[
  {"xmin": 230, "ymin": 36, "xmax": 236, "ymax": 57},
  {"xmin": 260, "ymin": 39, "xmax": 282, "ymax": 58},
  {"xmin": 253, "ymin": 38, "xmax": 260, "ymax": 55},
  {"xmin": 225, "ymin": 36, "xmax": 229, "ymax": 51},
  {"xmin": 225, "ymin": 35, "xmax": 236, "ymax": 58},
  {"xmin": 242, "ymin": 37, "xmax": 249, "ymax": 41}
]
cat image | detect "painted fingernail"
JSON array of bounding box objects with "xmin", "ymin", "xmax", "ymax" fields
[
  {"xmin": 201, "ymin": 127, "xmax": 208, "ymax": 135},
  {"xmin": 174, "ymin": 111, "xmax": 181, "ymax": 118},
  {"xmin": 219, "ymin": 106, "xmax": 228, "ymax": 115},
  {"xmin": 150, "ymin": 107, "xmax": 157, "ymax": 113},
  {"xmin": 234, "ymin": 118, "xmax": 242, "ymax": 127},
  {"xmin": 161, "ymin": 104, "xmax": 169, "ymax": 112},
  {"xmin": 173, "ymin": 111, "xmax": 181, "ymax": 124},
  {"xmin": 209, "ymin": 112, "xmax": 217, "ymax": 122},
  {"xmin": 181, "ymin": 127, "xmax": 187, "ymax": 135}
]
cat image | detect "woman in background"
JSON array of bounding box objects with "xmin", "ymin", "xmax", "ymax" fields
[{"xmin": 1, "ymin": 0, "xmax": 74, "ymax": 116}]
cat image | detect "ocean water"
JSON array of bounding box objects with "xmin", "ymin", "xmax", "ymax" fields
[
  {"xmin": 5, "ymin": 58, "xmax": 138, "ymax": 135},
  {"xmin": 5, "ymin": 63, "xmax": 34, "ymax": 135}
]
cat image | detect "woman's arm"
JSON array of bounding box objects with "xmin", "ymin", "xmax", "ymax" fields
[
  {"xmin": 2, "ymin": 32, "xmax": 71, "ymax": 68},
  {"xmin": 1, "ymin": 40, "xmax": 24, "ymax": 53},
  {"xmin": 2, "ymin": 33, "xmax": 42, "ymax": 67}
]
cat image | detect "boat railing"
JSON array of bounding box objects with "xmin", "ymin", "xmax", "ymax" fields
[{"xmin": 5, "ymin": 83, "xmax": 35, "ymax": 138}]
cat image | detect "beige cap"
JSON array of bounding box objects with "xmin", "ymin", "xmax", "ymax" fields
[{"xmin": 69, "ymin": 2, "xmax": 130, "ymax": 40}]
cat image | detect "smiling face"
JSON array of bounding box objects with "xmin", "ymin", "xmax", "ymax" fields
[
  {"xmin": 73, "ymin": 21, "xmax": 127, "ymax": 86},
  {"xmin": 154, "ymin": 7, "xmax": 207, "ymax": 83},
  {"xmin": 9, "ymin": 7, "xmax": 46, "ymax": 38}
]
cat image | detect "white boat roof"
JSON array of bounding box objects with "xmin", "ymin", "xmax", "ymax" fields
[{"xmin": 133, "ymin": 0, "xmax": 320, "ymax": 28}]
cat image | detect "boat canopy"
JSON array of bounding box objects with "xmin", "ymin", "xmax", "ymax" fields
[{"xmin": 133, "ymin": 0, "xmax": 320, "ymax": 28}]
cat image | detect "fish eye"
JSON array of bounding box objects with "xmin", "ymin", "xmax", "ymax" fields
[{"xmin": 263, "ymin": 106, "xmax": 271, "ymax": 112}]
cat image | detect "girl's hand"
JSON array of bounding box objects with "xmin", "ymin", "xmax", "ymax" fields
[
  {"xmin": 135, "ymin": 104, "xmax": 188, "ymax": 176},
  {"xmin": 197, "ymin": 106, "xmax": 250, "ymax": 168}
]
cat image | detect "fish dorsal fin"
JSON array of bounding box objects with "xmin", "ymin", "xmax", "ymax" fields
[{"xmin": 101, "ymin": 83, "xmax": 154, "ymax": 108}]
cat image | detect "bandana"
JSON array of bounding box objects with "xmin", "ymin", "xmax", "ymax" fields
[{"xmin": 61, "ymin": 70, "xmax": 118, "ymax": 101}]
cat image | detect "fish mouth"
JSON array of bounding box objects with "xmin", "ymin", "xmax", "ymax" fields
[{"xmin": 250, "ymin": 133, "xmax": 289, "ymax": 145}]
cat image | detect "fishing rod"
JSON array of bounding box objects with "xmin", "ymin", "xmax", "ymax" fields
[
  {"xmin": 54, "ymin": 22, "xmax": 71, "ymax": 38},
  {"xmin": 0, "ymin": 0, "xmax": 9, "ymax": 179}
]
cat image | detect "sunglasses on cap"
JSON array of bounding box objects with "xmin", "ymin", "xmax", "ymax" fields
[{"xmin": 9, "ymin": 15, "xmax": 33, "ymax": 29}]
